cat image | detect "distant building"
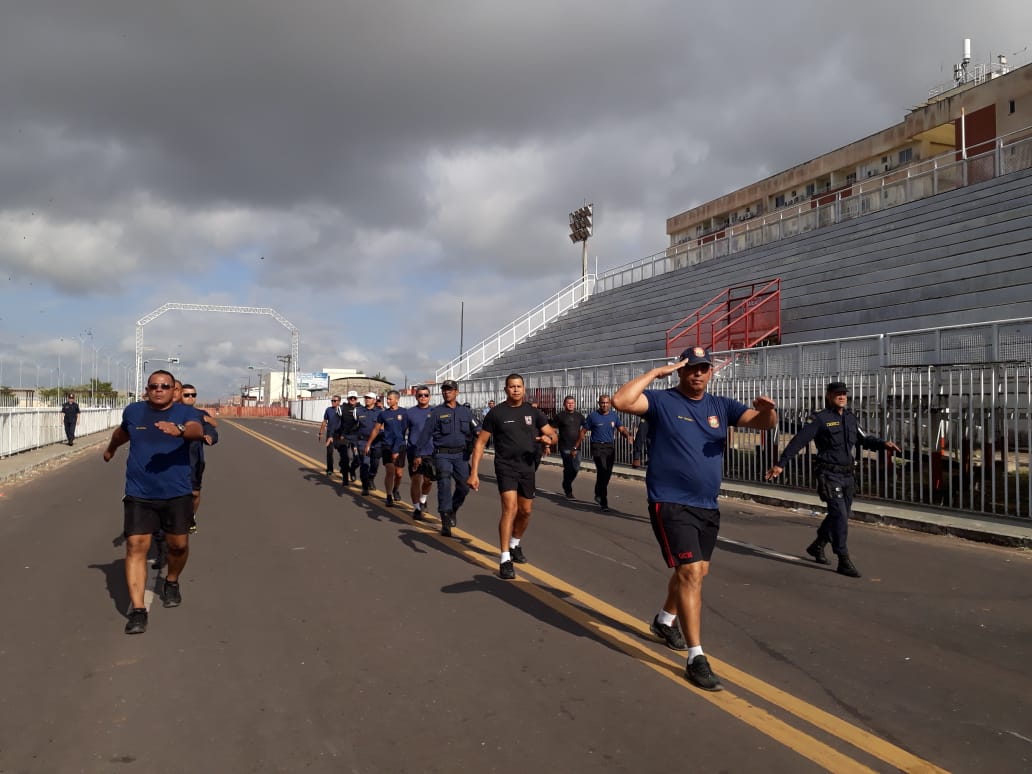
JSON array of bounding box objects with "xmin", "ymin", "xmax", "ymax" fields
[{"xmin": 667, "ymin": 47, "xmax": 1032, "ymax": 250}]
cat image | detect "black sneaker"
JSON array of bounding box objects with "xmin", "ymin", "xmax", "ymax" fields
[
  {"xmin": 563, "ymin": 488, "xmax": 574, "ymax": 499},
  {"xmin": 413, "ymin": 504, "xmax": 423, "ymax": 521},
  {"xmin": 125, "ymin": 608, "xmax": 148, "ymax": 635},
  {"xmin": 685, "ymin": 655, "xmax": 723, "ymax": 691},
  {"xmin": 510, "ymin": 545, "xmax": 527, "ymax": 564},
  {"xmin": 385, "ymin": 494, "xmax": 394, "ymax": 507},
  {"xmin": 392, "ymin": 488, "xmax": 401, "ymax": 501},
  {"xmin": 440, "ymin": 512, "xmax": 452, "ymax": 537},
  {"xmin": 600, "ymin": 499, "xmax": 610, "ymax": 513},
  {"xmin": 361, "ymin": 485, "xmax": 370, "ymax": 496},
  {"xmin": 650, "ymin": 616, "xmax": 688, "ymax": 651},
  {"xmin": 162, "ymin": 580, "xmax": 182, "ymax": 608},
  {"xmin": 325, "ymin": 469, "xmax": 333, "ymax": 476},
  {"xmin": 499, "ymin": 560, "xmax": 516, "ymax": 580}
]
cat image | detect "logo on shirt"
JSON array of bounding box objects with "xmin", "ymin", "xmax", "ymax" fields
[
  {"xmin": 524, "ymin": 415, "xmax": 533, "ymax": 425},
  {"xmin": 396, "ymin": 414, "xmax": 403, "ymax": 421},
  {"xmin": 827, "ymin": 421, "xmax": 840, "ymax": 427},
  {"xmin": 708, "ymin": 416, "xmax": 720, "ymax": 428}
]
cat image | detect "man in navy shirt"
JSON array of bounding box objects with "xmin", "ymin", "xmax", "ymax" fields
[
  {"xmin": 180, "ymin": 384, "xmax": 219, "ymax": 532},
  {"xmin": 354, "ymin": 392, "xmax": 382, "ymax": 496},
  {"xmin": 613, "ymin": 347, "xmax": 776, "ymax": 691},
  {"xmin": 403, "ymin": 386, "xmax": 436, "ymax": 519},
  {"xmin": 60, "ymin": 393, "xmax": 81, "ymax": 445},
  {"xmin": 576, "ymin": 394, "xmax": 633, "ymax": 512},
  {"xmin": 103, "ymin": 370, "xmax": 205, "ymax": 635},
  {"xmin": 317, "ymin": 395, "xmax": 347, "ymax": 477},
  {"xmin": 413, "ymin": 379, "xmax": 479, "ymax": 537},
  {"xmin": 366, "ymin": 390, "xmax": 408, "ymax": 506}
]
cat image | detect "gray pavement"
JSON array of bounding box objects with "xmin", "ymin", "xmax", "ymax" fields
[{"xmin": 4, "ymin": 428, "xmax": 1031, "ymax": 550}]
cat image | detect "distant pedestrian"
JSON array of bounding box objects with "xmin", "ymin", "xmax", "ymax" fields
[
  {"xmin": 613, "ymin": 347, "xmax": 777, "ymax": 691},
  {"xmin": 553, "ymin": 395, "xmax": 585, "ymax": 498},
  {"xmin": 576, "ymin": 394, "xmax": 633, "ymax": 512},
  {"xmin": 631, "ymin": 418, "xmax": 649, "ymax": 468},
  {"xmin": 468, "ymin": 374, "xmax": 556, "ymax": 580},
  {"xmin": 102, "ymin": 370, "xmax": 205, "ymax": 635},
  {"xmin": 765, "ymin": 381, "xmax": 901, "ymax": 578},
  {"xmin": 61, "ymin": 393, "xmax": 80, "ymax": 445}
]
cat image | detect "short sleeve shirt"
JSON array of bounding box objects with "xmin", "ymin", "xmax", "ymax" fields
[
  {"xmin": 119, "ymin": 401, "xmax": 199, "ymax": 499},
  {"xmin": 553, "ymin": 411, "xmax": 585, "ymax": 451},
  {"xmin": 643, "ymin": 389, "xmax": 748, "ymax": 508},
  {"xmin": 376, "ymin": 407, "xmax": 409, "ymax": 452},
  {"xmin": 481, "ymin": 402, "xmax": 549, "ymax": 465},
  {"xmin": 582, "ymin": 410, "xmax": 624, "ymax": 443}
]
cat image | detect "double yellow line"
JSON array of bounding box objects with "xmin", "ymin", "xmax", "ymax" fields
[{"xmin": 228, "ymin": 420, "xmax": 947, "ymax": 773}]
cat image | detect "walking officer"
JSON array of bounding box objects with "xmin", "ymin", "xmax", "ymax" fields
[
  {"xmin": 765, "ymin": 381, "xmax": 901, "ymax": 578},
  {"xmin": 317, "ymin": 395, "xmax": 347, "ymax": 477},
  {"xmin": 354, "ymin": 392, "xmax": 383, "ymax": 496},
  {"xmin": 413, "ymin": 379, "xmax": 479, "ymax": 537}
]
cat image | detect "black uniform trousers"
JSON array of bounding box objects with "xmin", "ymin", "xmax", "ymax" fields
[
  {"xmin": 816, "ymin": 471, "xmax": 855, "ymax": 555},
  {"xmin": 592, "ymin": 442, "xmax": 615, "ymax": 504}
]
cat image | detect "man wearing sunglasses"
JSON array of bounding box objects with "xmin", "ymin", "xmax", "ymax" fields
[
  {"xmin": 613, "ymin": 347, "xmax": 777, "ymax": 692},
  {"xmin": 180, "ymin": 384, "xmax": 219, "ymax": 532},
  {"xmin": 103, "ymin": 370, "xmax": 205, "ymax": 635},
  {"xmin": 413, "ymin": 379, "xmax": 479, "ymax": 537},
  {"xmin": 403, "ymin": 386, "xmax": 435, "ymax": 519}
]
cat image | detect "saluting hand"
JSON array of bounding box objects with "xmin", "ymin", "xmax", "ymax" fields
[{"xmin": 752, "ymin": 395, "xmax": 776, "ymax": 412}]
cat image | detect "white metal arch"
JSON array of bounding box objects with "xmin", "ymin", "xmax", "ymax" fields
[{"xmin": 135, "ymin": 303, "xmax": 299, "ymax": 400}]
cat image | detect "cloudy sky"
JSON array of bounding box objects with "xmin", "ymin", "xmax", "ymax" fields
[{"xmin": 1, "ymin": 1, "xmax": 1030, "ymax": 399}]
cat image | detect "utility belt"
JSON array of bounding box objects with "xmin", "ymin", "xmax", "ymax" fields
[
  {"xmin": 435, "ymin": 446, "xmax": 466, "ymax": 454},
  {"xmin": 592, "ymin": 441, "xmax": 614, "ymax": 447}
]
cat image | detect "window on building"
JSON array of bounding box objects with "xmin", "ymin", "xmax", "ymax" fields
[
  {"xmin": 845, "ymin": 172, "xmax": 857, "ymax": 186},
  {"xmin": 805, "ymin": 183, "xmax": 816, "ymax": 197},
  {"xmin": 1010, "ymin": 100, "xmax": 1016, "ymax": 114},
  {"xmin": 775, "ymin": 194, "xmax": 785, "ymax": 208},
  {"xmin": 898, "ymin": 147, "xmax": 913, "ymax": 164}
]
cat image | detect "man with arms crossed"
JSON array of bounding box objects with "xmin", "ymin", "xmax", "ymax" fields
[
  {"xmin": 613, "ymin": 348, "xmax": 776, "ymax": 690},
  {"xmin": 103, "ymin": 370, "xmax": 205, "ymax": 635},
  {"xmin": 468, "ymin": 374, "xmax": 557, "ymax": 580}
]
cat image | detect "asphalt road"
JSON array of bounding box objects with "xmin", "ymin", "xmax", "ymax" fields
[{"xmin": 1, "ymin": 417, "xmax": 1029, "ymax": 773}]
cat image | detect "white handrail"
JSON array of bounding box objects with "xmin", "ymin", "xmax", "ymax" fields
[{"xmin": 436, "ymin": 274, "xmax": 597, "ymax": 383}]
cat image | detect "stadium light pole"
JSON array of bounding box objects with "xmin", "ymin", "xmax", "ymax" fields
[{"xmin": 568, "ymin": 203, "xmax": 593, "ymax": 279}]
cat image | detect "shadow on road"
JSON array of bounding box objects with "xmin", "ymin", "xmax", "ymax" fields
[
  {"xmin": 87, "ymin": 558, "xmax": 131, "ymax": 617},
  {"xmin": 717, "ymin": 538, "xmax": 832, "ymax": 572}
]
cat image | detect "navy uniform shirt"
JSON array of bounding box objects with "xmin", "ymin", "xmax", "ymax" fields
[
  {"xmin": 416, "ymin": 403, "xmax": 478, "ymax": 452},
  {"xmin": 582, "ymin": 410, "xmax": 625, "ymax": 444},
  {"xmin": 776, "ymin": 407, "xmax": 888, "ymax": 473},
  {"xmin": 323, "ymin": 404, "xmax": 344, "ymax": 436},
  {"xmin": 354, "ymin": 405, "xmax": 380, "ymax": 443},
  {"xmin": 375, "ymin": 406, "xmax": 409, "ymax": 452}
]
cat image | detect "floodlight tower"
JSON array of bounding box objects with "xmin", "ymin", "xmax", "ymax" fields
[{"xmin": 568, "ymin": 203, "xmax": 593, "ymax": 279}]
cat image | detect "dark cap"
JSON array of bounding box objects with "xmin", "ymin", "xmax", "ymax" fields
[
  {"xmin": 441, "ymin": 379, "xmax": 459, "ymax": 390},
  {"xmin": 826, "ymin": 381, "xmax": 849, "ymax": 394},
  {"xmin": 677, "ymin": 346, "xmax": 712, "ymax": 366}
]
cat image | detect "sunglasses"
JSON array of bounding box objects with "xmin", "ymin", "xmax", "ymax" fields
[
  {"xmin": 148, "ymin": 383, "xmax": 172, "ymax": 390},
  {"xmin": 416, "ymin": 392, "xmax": 430, "ymax": 397},
  {"xmin": 331, "ymin": 398, "xmax": 340, "ymax": 402},
  {"xmin": 182, "ymin": 392, "xmax": 197, "ymax": 398}
]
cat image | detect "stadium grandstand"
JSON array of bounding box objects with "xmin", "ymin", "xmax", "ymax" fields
[{"xmin": 435, "ymin": 49, "xmax": 1032, "ymax": 524}]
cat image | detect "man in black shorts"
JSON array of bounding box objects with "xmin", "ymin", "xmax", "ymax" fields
[
  {"xmin": 103, "ymin": 370, "xmax": 205, "ymax": 635},
  {"xmin": 613, "ymin": 348, "xmax": 777, "ymax": 690},
  {"xmin": 468, "ymin": 373, "xmax": 557, "ymax": 580}
]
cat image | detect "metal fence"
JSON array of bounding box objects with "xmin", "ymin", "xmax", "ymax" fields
[
  {"xmin": 0, "ymin": 407, "xmax": 125, "ymax": 458},
  {"xmin": 449, "ymin": 359, "xmax": 1031, "ymax": 522}
]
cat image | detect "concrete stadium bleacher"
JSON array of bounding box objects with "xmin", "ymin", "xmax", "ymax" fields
[{"xmin": 478, "ymin": 167, "xmax": 1032, "ymax": 377}]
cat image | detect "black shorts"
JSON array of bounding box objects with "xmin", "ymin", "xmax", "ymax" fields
[
  {"xmin": 392, "ymin": 448, "xmax": 407, "ymax": 468},
  {"xmin": 123, "ymin": 494, "xmax": 194, "ymax": 537},
  {"xmin": 378, "ymin": 446, "xmax": 394, "ymax": 465},
  {"xmin": 494, "ymin": 459, "xmax": 536, "ymax": 499},
  {"xmin": 649, "ymin": 502, "xmax": 720, "ymax": 566}
]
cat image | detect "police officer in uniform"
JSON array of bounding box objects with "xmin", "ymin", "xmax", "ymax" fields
[
  {"xmin": 413, "ymin": 379, "xmax": 478, "ymax": 537},
  {"xmin": 339, "ymin": 391, "xmax": 361, "ymax": 482},
  {"xmin": 317, "ymin": 395, "xmax": 346, "ymax": 477},
  {"xmin": 354, "ymin": 392, "xmax": 383, "ymax": 496},
  {"xmin": 765, "ymin": 381, "xmax": 901, "ymax": 578}
]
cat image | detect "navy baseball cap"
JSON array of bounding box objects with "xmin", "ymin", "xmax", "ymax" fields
[
  {"xmin": 677, "ymin": 346, "xmax": 712, "ymax": 366},
  {"xmin": 826, "ymin": 381, "xmax": 849, "ymax": 394},
  {"xmin": 441, "ymin": 380, "xmax": 458, "ymax": 390}
]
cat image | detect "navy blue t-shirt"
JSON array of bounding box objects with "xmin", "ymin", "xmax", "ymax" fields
[
  {"xmin": 582, "ymin": 410, "xmax": 624, "ymax": 443},
  {"xmin": 643, "ymin": 389, "xmax": 748, "ymax": 508},
  {"xmin": 376, "ymin": 406, "xmax": 409, "ymax": 452},
  {"xmin": 119, "ymin": 401, "xmax": 201, "ymax": 499}
]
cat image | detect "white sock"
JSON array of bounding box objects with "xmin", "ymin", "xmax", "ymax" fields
[
  {"xmin": 419, "ymin": 495, "xmax": 428, "ymax": 505},
  {"xmin": 687, "ymin": 646, "xmax": 704, "ymax": 664},
  {"xmin": 509, "ymin": 537, "xmax": 521, "ymax": 549},
  {"xmin": 657, "ymin": 610, "xmax": 676, "ymax": 627},
  {"xmin": 501, "ymin": 551, "xmax": 511, "ymax": 563}
]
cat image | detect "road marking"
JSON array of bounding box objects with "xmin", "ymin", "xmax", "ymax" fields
[
  {"xmin": 233, "ymin": 420, "xmax": 948, "ymax": 773},
  {"xmin": 571, "ymin": 545, "xmax": 638, "ymax": 569}
]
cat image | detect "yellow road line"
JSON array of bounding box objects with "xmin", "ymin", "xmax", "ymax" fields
[{"xmin": 233, "ymin": 420, "xmax": 948, "ymax": 773}]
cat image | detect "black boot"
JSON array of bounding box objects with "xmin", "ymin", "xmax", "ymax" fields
[
  {"xmin": 836, "ymin": 553, "xmax": 861, "ymax": 578},
  {"xmin": 440, "ymin": 512, "xmax": 453, "ymax": 537},
  {"xmin": 806, "ymin": 538, "xmax": 830, "ymax": 565}
]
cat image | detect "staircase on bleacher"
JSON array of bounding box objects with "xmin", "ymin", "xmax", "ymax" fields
[{"xmin": 665, "ymin": 279, "xmax": 781, "ymax": 358}]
